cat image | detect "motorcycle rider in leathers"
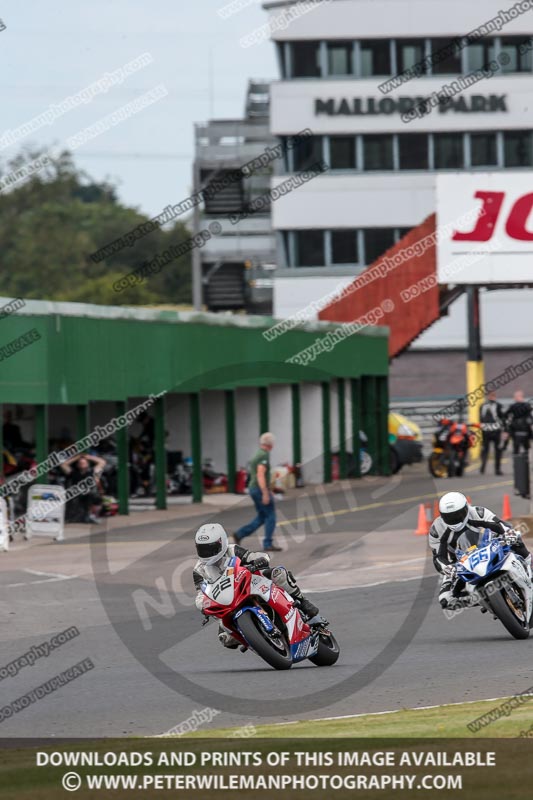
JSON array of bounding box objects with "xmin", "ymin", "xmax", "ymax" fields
[
  {"xmin": 193, "ymin": 523, "xmax": 320, "ymax": 648},
  {"xmin": 429, "ymin": 491, "xmax": 531, "ymax": 608}
]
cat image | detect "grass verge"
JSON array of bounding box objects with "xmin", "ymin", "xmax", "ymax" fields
[{"xmin": 188, "ymin": 697, "xmax": 533, "ymax": 738}]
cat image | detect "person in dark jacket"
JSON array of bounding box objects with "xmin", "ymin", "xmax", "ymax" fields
[
  {"xmin": 505, "ymin": 390, "xmax": 533, "ymax": 454},
  {"xmin": 479, "ymin": 391, "xmax": 505, "ymax": 475}
]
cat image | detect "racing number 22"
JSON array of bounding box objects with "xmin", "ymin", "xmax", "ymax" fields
[
  {"xmin": 452, "ymin": 190, "xmax": 533, "ymax": 242},
  {"xmin": 212, "ymin": 577, "xmax": 231, "ymax": 600}
]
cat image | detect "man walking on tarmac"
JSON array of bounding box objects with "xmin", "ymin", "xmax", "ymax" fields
[{"xmin": 234, "ymin": 432, "xmax": 282, "ymax": 552}]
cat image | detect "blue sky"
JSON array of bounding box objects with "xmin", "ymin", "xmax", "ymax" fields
[{"xmin": 1, "ymin": 0, "xmax": 276, "ymax": 215}]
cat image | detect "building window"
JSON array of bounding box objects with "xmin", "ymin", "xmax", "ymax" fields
[
  {"xmin": 433, "ymin": 132, "xmax": 464, "ymax": 169},
  {"xmin": 504, "ymin": 130, "xmax": 533, "ymax": 167},
  {"xmin": 329, "ymin": 136, "xmax": 356, "ymax": 169},
  {"xmin": 501, "ymin": 37, "xmax": 533, "ymax": 73},
  {"xmin": 293, "ymin": 136, "xmax": 323, "ymax": 171},
  {"xmin": 396, "ymin": 227, "xmax": 412, "ymax": 242},
  {"xmin": 430, "ymin": 37, "xmax": 462, "ymax": 74},
  {"xmin": 363, "ymin": 229, "xmax": 395, "ymax": 264},
  {"xmin": 363, "ymin": 135, "xmax": 394, "ymax": 170},
  {"xmin": 398, "ymin": 133, "xmax": 429, "ymax": 170},
  {"xmin": 327, "ymin": 41, "xmax": 353, "ymax": 75},
  {"xmin": 360, "ymin": 39, "xmax": 391, "ymax": 76},
  {"xmin": 295, "ymin": 230, "xmax": 324, "ymax": 267},
  {"xmin": 465, "ymin": 38, "xmax": 495, "ymax": 72},
  {"xmin": 397, "ymin": 39, "xmax": 426, "ymax": 74},
  {"xmin": 331, "ymin": 230, "xmax": 358, "ymax": 264},
  {"xmin": 470, "ymin": 132, "xmax": 498, "ymax": 167},
  {"xmin": 277, "ymin": 42, "xmax": 288, "ymax": 78},
  {"xmin": 291, "ymin": 41, "xmax": 321, "ymax": 77}
]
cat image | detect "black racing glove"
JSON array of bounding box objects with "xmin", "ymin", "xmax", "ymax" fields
[{"xmin": 247, "ymin": 557, "xmax": 270, "ymax": 572}]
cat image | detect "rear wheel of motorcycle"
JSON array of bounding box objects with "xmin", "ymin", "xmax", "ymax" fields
[
  {"xmin": 237, "ymin": 611, "xmax": 293, "ymax": 670},
  {"xmin": 428, "ymin": 453, "xmax": 447, "ymax": 478},
  {"xmin": 308, "ymin": 632, "xmax": 340, "ymax": 666},
  {"xmin": 488, "ymin": 588, "xmax": 530, "ymax": 639}
]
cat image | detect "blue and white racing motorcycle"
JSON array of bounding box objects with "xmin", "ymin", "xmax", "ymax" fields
[{"xmin": 454, "ymin": 529, "xmax": 533, "ymax": 639}]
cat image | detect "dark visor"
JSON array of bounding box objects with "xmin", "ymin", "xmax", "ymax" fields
[
  {"xmin": 196, "ymin": 538, "xmax": 222, "ymax": 559},
  {"xmin": 441, "ymin": 507, "xmax": 467, "ymax": 527}
]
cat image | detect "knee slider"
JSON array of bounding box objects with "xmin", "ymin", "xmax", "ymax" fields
[{"xmin": 271, "ymin": 566, "xmax": 297, "ymax": 592}]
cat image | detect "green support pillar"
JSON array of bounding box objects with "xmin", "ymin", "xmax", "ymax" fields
[
  {"xmin": 337, "ymin": 378, "xmax": 347, "ymax": 480},
  {"xmin": 351, "ymin": 378, "xmax": 362, "ymax": 478},
  {"xmin": 190, "ymin": 393, "xmax": 202, "ymax": 503},
  {"xmin": 76, "ymin": 404, "xmax": 89, "ymax": 442},
  {"xmin": 35, "ymin": 405, "xmax": 48, "ymax": 484},
  {"xmin": 377, "ymin": 376, "xmax": 391, "ymax": 476},
  {"xmin": 0, "ymin": 403, "xmax": 3, "ymax": 481},
  {"xmin": 321, "ymin": 382, "xmax": 331, "ymax": 483},
  {"xmin": 154, "ymin": 394, "xmax": 167, "ymax": 510},
  {"xmin": 291, "ymin": 384, "xmax": 301, "ymax": 466},
  {"xmin": 259, "ymin": 386, "xmax": 269, "ymax": 433},
  {"xmin": 362, "ymin": 377, "xmax": 378, "ymax": 476},
  {"xmin": 225, "ymin": 390, "xmax": 236, "ymax": 493},
  {"xmin": 116, "ymin": 400, "xmax": 129, "ymax": 515}
]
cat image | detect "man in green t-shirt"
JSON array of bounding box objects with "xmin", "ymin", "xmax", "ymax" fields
[{"xmin": 234, "ymin": 432, "xmax": 281, "ymax": 552}]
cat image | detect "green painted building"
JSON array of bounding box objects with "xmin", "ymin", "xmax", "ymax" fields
[{"xmin": 0, "ymin": 299, "xmax": 389, "ymax": 511}]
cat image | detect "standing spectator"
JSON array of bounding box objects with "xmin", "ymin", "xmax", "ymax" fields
[
  {"xmin": 60, "ymin": 453, "xmax": 106, "ymax": 523},
  {"xmin": 234, "ymin": 432, "xmax": 282, "ymax": 552},
  {"xmin": 137, "ymin": 411, "xmax": 155, "ymax": 447},
  {"xmin": 479, "ymin": 390, "xmax": 505, "ymax": 475},
  {"xmin": 505, "ymin": 390, "xmax": 533, "ymax": 454},
  {"xmin": 3, "ymin": 409, "xmax": 24, "ymax": 451}
]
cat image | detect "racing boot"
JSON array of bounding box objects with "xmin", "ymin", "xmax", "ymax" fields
[
  {"xmin": 438, "ymin": 578, "xmax": 454, "ymax": 609},
  {"xmin": 294, "ymin": 594, "xmax": 320, "ymax": 620},
  {"xmin": 271, "ymin": 566, "xmax": 319, "ymax": 620},
  {"xmin": 218, "ymin": 625, "xmax": 239, "ymax": 650}
]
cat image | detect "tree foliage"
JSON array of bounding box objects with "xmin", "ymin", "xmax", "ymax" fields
[{"xmin": 0, "ymin": 150, "xmax": 192, "ymax": 306}]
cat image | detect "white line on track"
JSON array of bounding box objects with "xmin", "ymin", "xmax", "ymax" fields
[
  {"xmin": 307, "ymin": 575, "xmax": 426, "ymax": 594},
  {"xmin": 272, "ymin": 694, "xmax": 528, "ymax": 728},
  {"xmin": 5, "ymin": 568, "xmax": 79, "ymax": 588}
]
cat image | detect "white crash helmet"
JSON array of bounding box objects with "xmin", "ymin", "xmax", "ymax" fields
[
  {"xmin": 439, "ymin": 492, "xmax": 469, "ymax": 531},
  {"xmin": 194, "ymin": 523, "xmax": 228, "ymax": 566}
]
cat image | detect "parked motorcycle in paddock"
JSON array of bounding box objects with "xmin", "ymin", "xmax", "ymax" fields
[
  {"xmin": 448, "ymin": 529, "xmax": 533, "ymax": 639},
  {"xmin": 201, "ymin": 556, "xmax": 340, "ymax": 670},
  {"xmin": 428, "ymin": 419, "xmax": 480, "ymax": 478}
]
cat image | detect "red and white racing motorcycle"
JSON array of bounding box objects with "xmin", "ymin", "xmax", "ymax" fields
[{"xmin": 201, "ymin": 556, "xmax": 340, "ymax": 670}]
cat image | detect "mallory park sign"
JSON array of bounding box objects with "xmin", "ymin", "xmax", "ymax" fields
[{"xmin": 315, "ymin": 94, "xmax": 508, "ymax": 116}]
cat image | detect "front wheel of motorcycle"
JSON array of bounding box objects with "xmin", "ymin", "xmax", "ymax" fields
[
  {"xmin": 308, "ymin": 631, "xmax": 340, "ymax": 666},
  {"xmin": 487, "ymin": 586, "xmax": 530, "ymax": 639},
  {"xmin": 360, "ymin": 451, "xmax": 372, "ymax": 476},
  {"xmin": 428, "ymin": 452, "xmax": 447, "ymax": 478},
  {"xmin": 237, "ymin": 611, "xmax": 293, "ymax": 670}
]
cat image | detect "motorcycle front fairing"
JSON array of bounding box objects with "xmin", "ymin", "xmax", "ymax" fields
[
  {"xmin": 202, "ymin": 557, "xmax": 318, "ymax": 661},
  {"xmin": 233, "ymin": 571, "xmax": 319, "ymax": 662},
  {"xmin": 456, "ymin": 530, "xmax": 533, "ymax": 621}
]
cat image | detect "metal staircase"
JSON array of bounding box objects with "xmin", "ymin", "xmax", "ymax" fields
[{"xmin": 319, "ymin": 214, "xmax": 464, "ymax": 359}]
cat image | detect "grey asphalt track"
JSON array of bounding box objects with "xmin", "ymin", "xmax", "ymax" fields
[{"xmin": 0, "ymin": 465, "xmax": 531, "ymax": 738}]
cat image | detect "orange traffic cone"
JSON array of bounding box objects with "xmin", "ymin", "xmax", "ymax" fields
[
  {"xmin": 433, "ymin": 499, "xmax": 440, "ymax": 518},
  {"xmin": 502, "ymin": 494, "xmax": 512, "ymax": 522},
  {"xmin": 466, "ymin": 496, "xmax": 472, "ymax": 504},
  {"xmin": 415, "ymin": 503, "xmax": 430, "ymax": 536}
]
